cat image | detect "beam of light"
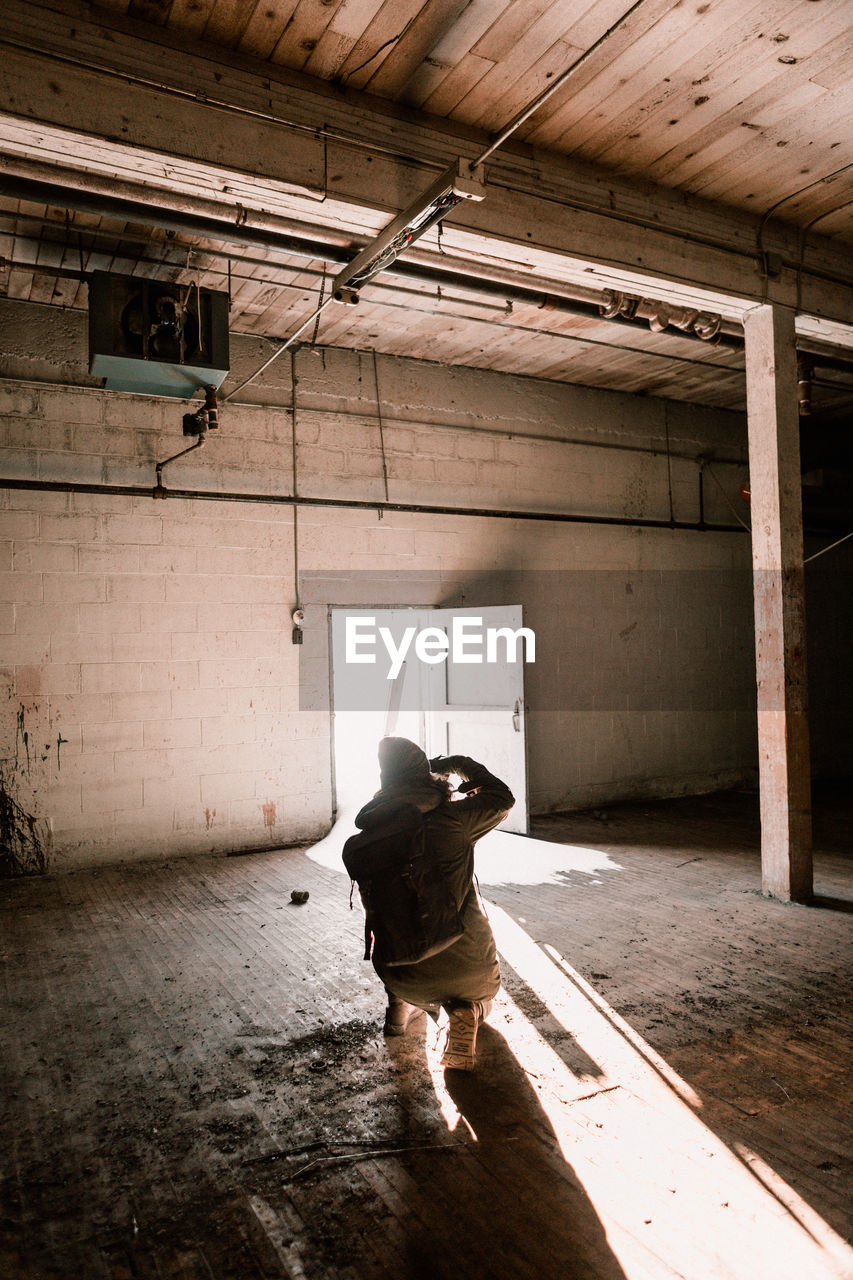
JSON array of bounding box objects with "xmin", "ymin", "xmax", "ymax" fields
[
  {"xmin": 311, "ymin": 712, "xmax": 623, "ymax": 888},
  {"xmin": 541, "ymin": 942, "xmax": 702, "ymax": 1107},
  {"xmin": 475, "ymin": 827, "xmax": 623, "ymax": 887},
  {"xmin": 305, "ymin": 807, "xmax": 357, "ymax": 873},
  {"xmin": 306, "ymin": 814, "xmax": 623, "ymax": 889},
  {"xmin": 306, "ymin": 742, "xmax": 851, "ymax": 1277},
  {"xmin": 460, "ymin": 902, "xmax": 853, "ymax": 1280},
  {"xmin": 732, "ymin": 1143, "xmax": 853, "ymax": 1268}
]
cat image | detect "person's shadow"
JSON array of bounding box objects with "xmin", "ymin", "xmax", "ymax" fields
[{"xmin": 385, "ymin": 1016, "xmax": 629, "ymax": 1280}]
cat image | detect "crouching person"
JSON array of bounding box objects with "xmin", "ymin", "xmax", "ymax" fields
[{"xmin": 343, "ymin": 737, "xmax": 514, "ymax": 1071}]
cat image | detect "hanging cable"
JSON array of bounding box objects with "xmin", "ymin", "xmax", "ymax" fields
[
  {"xmin": 756, "ymin": 163, "xmax": 853, "ymax": 244},
  {"xmin": 804, "ymin": 528, "xmax": 853, "ymax": 564},
  {"xmin": 290, "ymin": 347, "xmax": 302, "ymax": 640},
  {"xmin": 310, "ymin": 268, "xmax": 327, "ymax": 345},
  {"xmin": 290, "ymin": 348, "xmax": 299, "ymax": 502},
  {"xmin": 372, "ymin": 349, "xmax": 390, "ymax": 508},
  {"xmin": 221, "ymin": 293, "xmax": 336, "ymax": 402},
  {"xmin": 663, "ymin": 402, "xmax": 675, "ymax": 525},
  {"xmin": 703, "ymin": 461, "xmax": 751, "ymax": 532},
  {"xmin": 794, "ymin": 194, "xmax": 853, "ymax": 311},
  {"xmin": 755, "ymin": 161, "xmax": 853, "ymax": 286}
]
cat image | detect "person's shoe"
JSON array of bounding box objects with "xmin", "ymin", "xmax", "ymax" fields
[
  {"xmin": 440, "ymin": 1002, "xmax": 480, "ymax": 1071},
  {"xmin": 383, "ymin": 999, "xmax": 420, "ymax": 1036},
  {"xmin": 476, "ymin": 999, "xmax": 493, "ymax": 1023}
]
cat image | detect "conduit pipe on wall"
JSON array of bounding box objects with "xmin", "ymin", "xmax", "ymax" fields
[
  {"xmin": 153, "ymin": 433, "xmax": 206, "ymax": 495},
  {"xmin": 0, "ymin": 476, "xmax": 744, "ymax": 534}
]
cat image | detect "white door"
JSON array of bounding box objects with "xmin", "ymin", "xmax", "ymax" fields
[
  {"xmin": 330, "ymin": 604, "xmax": 528, "ymax": 832},
  {"xmin": 424, "ymin": 605, "xmax": 528, "ymax": 834}
]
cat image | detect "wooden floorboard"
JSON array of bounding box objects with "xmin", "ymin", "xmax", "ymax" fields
[{"xmin": 1, "ymin": 787, "xmax": 851, "ymax": 1279}]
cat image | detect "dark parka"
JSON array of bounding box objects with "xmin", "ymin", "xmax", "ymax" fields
[{"xmin": 353, "ymin": 749, "xmax": 514, "ymax": 1010}]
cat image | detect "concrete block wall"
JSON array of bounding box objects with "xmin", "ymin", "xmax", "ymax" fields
[
  {"xmin": 0, "ymin": 302, "xmax": 760, "ymax": 869},
  {"xmin": 0, "ymin": 486, "xmax": 329, "ymax": 867}
]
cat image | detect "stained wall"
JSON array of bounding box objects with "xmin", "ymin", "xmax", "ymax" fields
[{"xmin": 1, "ymin": 299, "xmax": 759, "ymax": 868}]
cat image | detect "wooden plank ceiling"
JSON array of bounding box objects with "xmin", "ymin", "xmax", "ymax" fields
[
  {"xmin": 100, "ymin": 0, "xmax": 853, "ymax": 240},
  {"xmin": 2, "ymin": 0, "xmax": 852, "ymax": 412}
]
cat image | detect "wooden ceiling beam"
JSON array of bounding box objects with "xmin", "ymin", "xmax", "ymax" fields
[{"xmin": 1, "ymin": 0, "xmax": 852, "ymax": 335}]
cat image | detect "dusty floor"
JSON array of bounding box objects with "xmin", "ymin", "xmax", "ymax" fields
[{"xmin": 1, "ymin": 787, "xmax": 851, "ymax": 1279}]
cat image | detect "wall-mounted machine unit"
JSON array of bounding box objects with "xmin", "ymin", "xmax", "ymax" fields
[{"xmin": 88, "ymin": 272, "xmax": 229, "ymax": 397}]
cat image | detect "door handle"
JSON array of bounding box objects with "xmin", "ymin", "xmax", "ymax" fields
[{"xmin": 512, "ymin": 699, "xmax": 521, "ymax": 732}]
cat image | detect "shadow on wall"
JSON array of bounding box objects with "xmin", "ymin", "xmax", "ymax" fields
[
  {"xmin": 447, "ymin": 567, "xmax": 757, "ymax": 716},
  {"xmin": 296, "ymin": 562, "xmax": 760, "ymax": 821},
  {"xmin": 296, "ymin": 563, "xmax": 759, "ymax": 720}
]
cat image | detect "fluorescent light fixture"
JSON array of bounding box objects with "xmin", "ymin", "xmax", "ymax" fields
[{"xmin": 332, "ymin": 159, "xmax": 486, "ymax": 299}]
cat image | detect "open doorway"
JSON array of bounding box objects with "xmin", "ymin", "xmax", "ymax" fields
[
  {"xmin": 329, "ymin": 604, "xmax": 529, "ymax": 832},
  {"xmin": 310, "ymin": 602, "xmax": 621, "ymax": 896}
]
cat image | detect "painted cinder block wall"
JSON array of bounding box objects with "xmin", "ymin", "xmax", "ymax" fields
[{"xmin": 1, "ymin": 299, "xmax": 760, "ymax": 869}]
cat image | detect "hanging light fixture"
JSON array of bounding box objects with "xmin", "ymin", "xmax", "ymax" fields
[{"xmin": 332, "ymin": 159, "xmax": 486, "ymax": 303}]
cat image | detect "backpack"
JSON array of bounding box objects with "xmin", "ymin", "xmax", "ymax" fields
[{"xmin": 342, "ymin": 802, "xmax": 464, "ymax": 966}]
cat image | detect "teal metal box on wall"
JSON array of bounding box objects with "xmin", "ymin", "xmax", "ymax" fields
[{"xmin": 88, "ymin": 272, "xmax": 230, "ymax": 397}]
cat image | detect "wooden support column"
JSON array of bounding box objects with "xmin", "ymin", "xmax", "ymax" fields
[{"xmin": 744, "ymin": 304, "xmax": 812, "ymax": 902}]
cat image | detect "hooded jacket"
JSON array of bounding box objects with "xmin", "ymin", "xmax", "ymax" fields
[{"xmin": 350, "ymin": 743, "xmax": 514, "ymax": 1007}]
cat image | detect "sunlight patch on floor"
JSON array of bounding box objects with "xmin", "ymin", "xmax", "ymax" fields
[
  {"xmin": 303, "ymin": 800, "xmax": 850, "ymax": 1278},
  {"xmin": 475, "ymin": 828, "xmax": 622, "ymax": 886},
  {"xmin": 305, "ymin": 808, "xmax": 359, "ymax": 873},
  {"xmin": 471, "ymin": 903, "xmax": 853, "ymax": 1280},
  {"xmin": 324, "ymin": 710, "xmax": 622, "ymax": 887},
  {"xmin": 306, "ymin": 816, "xmax": 622, "ymax": 889}
]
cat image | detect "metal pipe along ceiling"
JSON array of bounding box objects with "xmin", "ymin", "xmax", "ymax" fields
[
  {"xmin": 2, "ymin": 174, "xmax": 853, "ymax": 371},
  {"xmin": 0, "ymin": 174, "xmax": 744, "ymax": 352}
]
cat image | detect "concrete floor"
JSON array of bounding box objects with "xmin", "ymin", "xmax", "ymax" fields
[{"xmin": 1, "ymin": 787, "xmax": 851, "ymax": 1279}]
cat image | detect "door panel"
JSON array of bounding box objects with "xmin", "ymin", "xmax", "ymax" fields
[
  {"xmin": 426, "ymin": 605, "xmax": 528, "ymax": 834},
  {"xmin": 331, "ymin": 604, "xmax": 528, "ymax": 832}
]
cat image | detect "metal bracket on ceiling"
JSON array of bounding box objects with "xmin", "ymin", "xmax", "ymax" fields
[
  {"xmin": 331, "ymin": 159, "xmax": 487, "ymax": 301},
  {"xmin": 599, "ymin": 289, "xmax": 723, "ymax": 341}
]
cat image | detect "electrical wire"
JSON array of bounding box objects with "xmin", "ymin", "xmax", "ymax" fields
[
  {"xmin": 755, "ymin": 162, "xmax": 853, "ymax": 267},
  {"xmin": 0, "ymin": 35, "xmax": 439, "ymax": 177},
  {"xmin": 290, "ymin": 347, "xmax": 300, "ymax": 614},
  {"xmin": 804, "ymin": 528, "xmax": 853, "ymax": 564},
  {"xmin": 310, "ymin": 267, "xmax": 327, "ymax": 344},
  {"xmin": 372, "ymin": 349, "xmax": 390, "ymax": 504},
  {"xmin": 794, "ymin": 193, "xmax": 853, "ymax": 311},
  {"xmin": 220, "ymin": 294, "xmax": 335, "ymax": 402},
  {"xmin": 663, "ymin": 402, "xmax": 675, "ymax": 525},
  {"xmin": 703, "ymin": 461, "xmax": 751, "ymax": 532},
  {"xmin": 705, "ymin": 460, "xmax": 853, "ymax": 559},
  {"xmin": 756, "ymin": 163, "xmax": 853, "ymax": 236}
]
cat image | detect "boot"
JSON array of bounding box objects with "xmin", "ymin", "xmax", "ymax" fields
[
  {"xmin": 440, "ymin": 1001, "xmax": 480, "ymax": 1071},
  {"xmin": 383, "ymin": 998, "xmax": 420, "ymax": 1036}
]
